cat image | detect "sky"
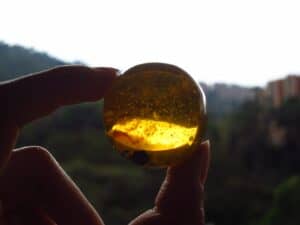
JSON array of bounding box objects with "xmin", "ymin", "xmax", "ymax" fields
[{"xmin": 1, "ymin": 0, "xmax": 300, "ymax": 87}]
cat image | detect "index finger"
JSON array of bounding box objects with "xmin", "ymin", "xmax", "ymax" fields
[{"xmin": 1, "ymin": 65, "xmax": 118, "ymax": 126}]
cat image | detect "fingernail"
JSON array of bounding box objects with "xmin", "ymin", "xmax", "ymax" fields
[
  {"xmin": 92, "ymin": 67, "xmax": 121, "ymax": 76},
  {"xmin": 88, "ymin": 67, "xmax": 120, "ymax": 98},
  {"xmin": 199, "ymin": 140, "xmax": 210, "ymax": 184},
  {"xmin": 166, "ymin": 140, "xmax": 210, "ymax": 186}
]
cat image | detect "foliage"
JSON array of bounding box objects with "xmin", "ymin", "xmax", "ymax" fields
[{"xmin": 259, "ymin": 176, "xmax": 300, "ymax": 225}]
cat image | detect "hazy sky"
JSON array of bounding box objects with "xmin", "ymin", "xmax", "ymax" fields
[{"xmin": 1, "ymin": 0, "xmax": 300, "ymax": 86}]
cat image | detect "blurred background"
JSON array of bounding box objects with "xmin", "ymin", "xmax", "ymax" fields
[{"xmin": 1, "ymin": 1, "xmax": 300, "ymax": 225}]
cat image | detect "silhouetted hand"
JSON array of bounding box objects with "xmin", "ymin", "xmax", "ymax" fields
[
  {"xmin": 129, "ymin": 141, "xmax": 210, "ymax": 225},
  {"xmin": 0, "ymin": 66, "xmax": 210, "ymax": 225}
]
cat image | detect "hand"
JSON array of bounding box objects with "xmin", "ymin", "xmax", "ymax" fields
[
  {"xmin": 0, "ymin": 66, "xmax": 210, "ymax": 225},
  {"xmin": 129, "ymin": 141, "xmax": 210, "ymax": 225}
]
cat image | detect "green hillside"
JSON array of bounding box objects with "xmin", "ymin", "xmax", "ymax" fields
[{"xmin": 0, "ymin": 42, "xmax": 65, "ymax": 81}]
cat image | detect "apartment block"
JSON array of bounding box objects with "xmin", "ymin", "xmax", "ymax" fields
[{"xmin": 266, "ymin": 75, "xmax": 300, "ymax": 107}]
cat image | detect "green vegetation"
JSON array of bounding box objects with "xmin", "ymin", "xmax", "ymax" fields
[
  {"xmin": 260, "ymin": 176, "xmax": 300, "ymax": 225},
  {"xmin": 1, "ymin": 42, "xmax": 300, "ymax": 225},
  {"xmin": 0, "ymin": 41, "xmax": 64, "ymax": 81}
]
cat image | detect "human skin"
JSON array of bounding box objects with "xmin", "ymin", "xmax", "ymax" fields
[{"xmin": 0, "ymin": 66, "xmax": 210, "ymax": 225}]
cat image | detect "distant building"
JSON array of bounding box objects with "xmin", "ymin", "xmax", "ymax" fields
[
  {"xmin": 266, "ymin": 75, "xmax": 300, "ymax": 107},
  {"xmin": 267, "ymin": 79, "xmax": 284, "ymax": 107},
  {"xmin": 283, "ymin": 75, "xmax": 300, "ymax": 99}
]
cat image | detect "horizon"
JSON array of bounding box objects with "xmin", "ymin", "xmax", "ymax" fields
[
  {"xmin": 2, "ymin": 0, "xmax": 300, "ymax": 87},
  {"xmin": 2, "ymin": 40, "xmax": 297, "ymax": 89}
]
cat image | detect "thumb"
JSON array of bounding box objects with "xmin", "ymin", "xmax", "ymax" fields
[{"xmin": 130, "ymin": 140, "xmax": 210, "ymax": 225}]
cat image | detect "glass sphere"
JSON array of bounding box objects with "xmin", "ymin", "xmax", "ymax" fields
[{"xmin": 103, "ymin": 63, "xmax": 207, "ymax": 167}]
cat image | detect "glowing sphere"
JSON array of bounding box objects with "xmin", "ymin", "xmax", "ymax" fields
[{"xmin": 103, "ymin": 63, "xmax": 207, "ymax": 167}]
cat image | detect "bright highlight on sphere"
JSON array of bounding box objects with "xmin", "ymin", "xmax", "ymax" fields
[{"xmin": 103, "ymin": 63, "xmax": 207, "ymax": 167}]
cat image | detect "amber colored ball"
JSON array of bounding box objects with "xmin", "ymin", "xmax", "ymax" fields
[{"xmin": 103, "ymin": 63, "xmax": 207, "ymax": 167}]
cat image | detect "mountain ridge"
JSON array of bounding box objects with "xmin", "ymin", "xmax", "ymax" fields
[
  {"xmin": 0, "ymin": 41, "xmax": 254, "ymax": 115},
  {"xmin": 0, "ymin": 41, "xmax": 65, "ymax": 81}
]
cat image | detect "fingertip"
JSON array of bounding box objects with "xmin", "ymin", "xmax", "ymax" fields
[
  {"xmin": 89, "ymin": 67, "xmax": 119, "ymax": 97},
  {"xmin": 198, "ymin": 140, "xmax": 210, "ymax": 184},
  {"xmin": 167, "ymin": 139, "xmax": 210, "ymax": 185},
  {"xmin": 92, "ymin": 67, "xmax": 120, "ymax": 78},
  {"xmin": 199, "ymin": 139, "xmax": 210, "ymax": 152},
  {"xmin": 2, "ymin": 65, "xmax": 121, "ymax": 126}
]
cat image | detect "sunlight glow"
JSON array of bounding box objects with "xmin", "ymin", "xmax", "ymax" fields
[{"xmin": 107, "ymin": 118, "xmax": 197, "ymax": 151}]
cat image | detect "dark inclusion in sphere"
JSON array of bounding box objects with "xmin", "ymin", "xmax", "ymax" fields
[{"xmin": 103, "ymin": 63, "xmax": 207, "ymax": 167}]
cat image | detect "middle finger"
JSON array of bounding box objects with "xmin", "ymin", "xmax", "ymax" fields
[{"xmin": 0, "ymin": 146, "xmax": 105, "ymax": 225}]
